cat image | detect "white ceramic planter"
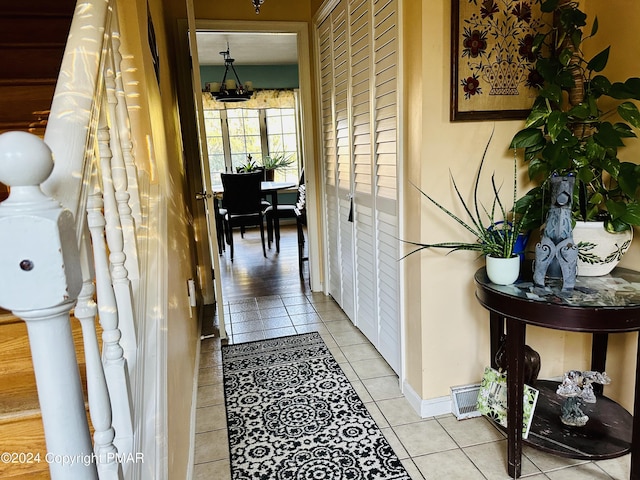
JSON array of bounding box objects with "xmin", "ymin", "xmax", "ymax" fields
[
  {"xmin": 486, "ymin": 255, "xmax": 520, "ymax": 285},
  {"xmin": 573, "ymin": 221, "xmax": 634, "ymax": 276}
]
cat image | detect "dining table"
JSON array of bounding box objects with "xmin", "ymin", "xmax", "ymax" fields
[{"xmin": 212, "ymin": 180, "xmax": 297, "ymax": 253}]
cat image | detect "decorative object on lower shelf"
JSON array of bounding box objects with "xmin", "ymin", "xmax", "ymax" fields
[
  {"xmin": 573, "ymin": 221, "xmax": 634, "ymax": 276},
  {"xmin": 494, "ymin": 335, "xmax": 541, "ymax": 387},
  {"xmin": 556, "ymin": 370, "xmax": 612, "ymax": 427},
  {"xmin": 533, "ymin": 173, "xmax": 578, "ymax": 291},
  {"xmin": 476, "ymin": 366, "xmax": 539, "ymax": 440}
]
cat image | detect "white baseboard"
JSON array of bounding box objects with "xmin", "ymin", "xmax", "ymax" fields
[{"xmin": 402, "ymin": 380, "xmax": 452, "ymax": 418}]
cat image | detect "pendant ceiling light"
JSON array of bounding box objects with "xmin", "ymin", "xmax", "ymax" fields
[
  {"xmin": 251, "ymin": 0, "xmax": 265, "ymax": 14},
  {"xmin": 205, "ymin": 44, "xmax": 254, "ymax": 103}
]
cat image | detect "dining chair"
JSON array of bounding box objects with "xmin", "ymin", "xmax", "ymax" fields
[
  {"xmin": 266, "ymin": 168, "xmax": 304, "ymax": 248},
  {"xmin": 294, "ymin": 183, "xmax": 308, "ymax": 277},
  {"xmin": 220, "ymin": 171, "xmax": 272, "ymax": 261},
  {"xmin": 214, "ymin": 196, "xmax": 226, "ymax": 255}
]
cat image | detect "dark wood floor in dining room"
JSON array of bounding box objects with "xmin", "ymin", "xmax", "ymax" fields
[{"xmin": 216, "ymin": 222, "xmax": 311, "ymax": 302}]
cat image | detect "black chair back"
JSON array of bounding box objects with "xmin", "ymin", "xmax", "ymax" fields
[{"xmin": 221, "ymin": 171, "xmax": 263, "ymax": 215}]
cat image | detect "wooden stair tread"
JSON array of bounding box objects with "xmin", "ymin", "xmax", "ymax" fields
[
  {"xmin": 0, "ymin": 372, "xmax": 39, "ymax": 416},
  {"xmin": 0, "ymin": 0, "xmax": 76, "ymax": 16}
]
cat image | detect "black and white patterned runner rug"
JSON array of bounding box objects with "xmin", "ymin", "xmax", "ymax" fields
[{"xmin": 222, "ymin": 332, "xmax": 411, "ymax": 479}]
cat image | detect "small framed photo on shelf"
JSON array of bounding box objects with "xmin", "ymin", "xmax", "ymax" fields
[{"xmin": 476, "ymin": 366, "xmax": 539, "ymax": 439}]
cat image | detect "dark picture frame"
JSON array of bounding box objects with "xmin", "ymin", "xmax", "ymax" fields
[
  {"xmin": 147, "ymin": 2, "xmax": 160, "ymax": 85},
  {"xmin": 450, "ymin": 0, "xmax": 547, "ymax": 122}
]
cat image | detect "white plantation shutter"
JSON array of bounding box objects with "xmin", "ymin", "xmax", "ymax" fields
[
  {"xmin": 318, "ymin": 14, "xmax": 342, "ymax": 305},
  {"xmin": 316, "ymin": 0, "xmax": 400, "ymax": 374},
  {"xmin": 350, "ymin": 0, "xmax": 377, "ymax": 346},
  {"xmin": 372, "ymin": 0, "xmax": 400, "ymax": 371}
]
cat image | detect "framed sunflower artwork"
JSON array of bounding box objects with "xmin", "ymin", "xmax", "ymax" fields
[{"xmin": 451, "ymin": 0, "xmax": 548, "ymax": 121}]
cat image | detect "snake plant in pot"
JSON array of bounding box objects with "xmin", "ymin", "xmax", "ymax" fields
[
  {"xmin": 510, "ymin": 0, "xmax": 640, "ymax": 274},
  {"xmin": 403, "ymin": 133, "xmax": 531, "ymax": 285}
]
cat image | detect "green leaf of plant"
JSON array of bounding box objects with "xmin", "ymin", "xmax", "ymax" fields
[
  {"xmin": 535, "ymin": 58, "xmax": 556, "ymax": 81},
  {"xmin": 622, "ymin": 202, "xmax": 640, "ymax": 226},
  {"xmin": 568, "ymin": 103, "xmax": 590, "ymax": 120},
  {"xmin": 613, "ymin": 121, "xmax": 637, "ymax": 139},
  {"xmin": 510, "ymin": 128, "xmax": 544, "ymax": 149},
  {"xmin": 540, "ymin": 83, "xmax": 562, "ymax": 103},
  {"xmin": 527, "ymin": 159, "xmax": 550, "ymax": 181},
  {"xmin": 588, "ymin": 192, "xmax": 604, "ymax": 206},
  {"xmin": 557, "ymin": 70, "xmax": 576, "ymax": 89},
  {"xmin": 618, "ymin": 102, "xmax": 640, "ymax": 128},
  {"xmin": 618, "ymin": 162, "xmax": 640, "ymax": 198},
  {"xmin": 532, "ymin": 33, "xmax": 547, "ymax": 52},
  {"xmin": 576, "ymin": 166, "xmax": 595, "ymax": 184},
  {"xmin": 547, "ymin": 110, "xmax": 567, "ymax": 141},
  {"xmin": 601, "ymin": 156, "xmax": 621, "ymax": 178},
  {"xmin": 559, "ymin": 48, "xmax": 573, "ymax": 67},
  {"xmin": 594, "ymin": 122, "xmax": 625, "ymax": 147},
  {"xmin": 609, "ymin": 81, "xmax": 635, "ymax": 99},
  {"xmin": 605, "ymin": 199, "xmax": 627, "ymax": 219},
  {"xmin": 543, "ymin": 141, "xmax": 572, "ymax": 171},
  {"xmin": 590, "ymin": 17, "xmax": 599, "ymax": 37},
  {"xmin": 587, "ymin": 47, "xmax": 610, "ymax": 72},
  {"xmin": 606, "ymin": 217, "xmax": 631, "ymax": 232},
  {"xmin": 570, "ymin": 30, "xmax": 583, "ymax": 50},
  {"xmin": 524, "ymin": 102, "xmax": 549, "ymax": 127},
  {"xmin": 590, "ymin": 75, "xmax": 611, "ymax": 95},
  {"xmin": 625, "ymin": 78, "xmax": 640, "ymax": 100}
]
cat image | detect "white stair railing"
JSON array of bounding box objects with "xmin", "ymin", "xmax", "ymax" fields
[
  {"xmin": 0, "ymin": 1, "xmax": 146, "ymax": 478},
  {"xmin": 86, "ymin": 170, "xmax": 134, "ymax": 457},
  {"xmin": 76, "ymin": 232, "xmax": 123, "ymax": 479},
  {"xmin": 0, "ymin": 132, "xmax": 98, "ymax": 480},
  {"xmin": 105, "ymin": 51, "xmax": 140, "ymax": 283},
  {"xmin": 97, "ymin": 99, "xmax": 138, "ymax": 371}
]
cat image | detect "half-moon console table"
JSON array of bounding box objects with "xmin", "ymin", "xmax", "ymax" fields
[{"xmin": 474, "ymin": 266, "xmax": 640, "ymax": 479}]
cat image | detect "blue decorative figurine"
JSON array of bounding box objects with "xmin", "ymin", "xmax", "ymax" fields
[{"xmin": 533, "ymin": 173, "xmax": 578, "ymax": 290}]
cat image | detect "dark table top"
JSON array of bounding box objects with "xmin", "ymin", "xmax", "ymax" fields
[{"xmin": 475, "ymin": 265, "xmax": 640, "ymax": 332}]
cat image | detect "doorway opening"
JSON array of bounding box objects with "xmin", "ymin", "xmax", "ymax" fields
[{"xmin": 178, "ymin": 20, "xmax": 321, "ymax": 312}]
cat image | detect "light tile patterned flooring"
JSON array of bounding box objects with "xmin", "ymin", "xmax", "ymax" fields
[{"xmin": 193, "ymin": 292, "xmax": 631, "ymax": 479}]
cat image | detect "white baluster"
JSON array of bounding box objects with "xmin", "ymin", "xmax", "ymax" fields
[
  {"xmin": 86, "ymin": 181, "xmax": 134, "ymax": 457},
  {"xmin": 97, "ymin": 102, "xmax": 137, "ymax": 367},
  {"xmin": 105, "ymin": 56, "xmax": 139, "ymax": 282},
  {"xmin": 111, "ymin": 21, "xmax": 142, "ymax": 229},
  {"xmin": 0, "ymin": 131, "xmax": 97, "ymax": 479},
  {"xmin": 76, "ymin": 229, "xmax": 123, "ymax": 479}
]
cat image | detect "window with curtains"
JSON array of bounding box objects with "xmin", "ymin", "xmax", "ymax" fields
[{"xmin": 203, "ymin": 89, "xmax": 301, "ymax": 187}]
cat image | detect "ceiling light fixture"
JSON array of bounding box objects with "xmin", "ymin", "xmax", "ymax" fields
[
  {"xmin": 251, "ymin": 0, "xmax": 265, "ymax": 14},
  {"xmin": 205, "ymin": 44, "xmax": 254, "ymax": 103}
]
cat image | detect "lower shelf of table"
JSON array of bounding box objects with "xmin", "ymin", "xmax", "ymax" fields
[{"xmin": 494, "ymin": 380, "xmax": 632, "ymax": 460}]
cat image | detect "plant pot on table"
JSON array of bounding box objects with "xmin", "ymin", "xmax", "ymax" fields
[
  {"xmin": 486, "ymin": 255, "xmax": 520, "ymax": 285},
  {"xmin": 573, "ymin": 221, "xmax": 634, "ymax": 276}
]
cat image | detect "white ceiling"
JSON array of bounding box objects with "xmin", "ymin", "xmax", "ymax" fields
[{"xmin": 196, "ymin": 31, "xmax": 298, "ymax": 66}]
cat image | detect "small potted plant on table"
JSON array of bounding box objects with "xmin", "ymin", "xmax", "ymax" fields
[
  {"xmin": 261, "ymin": 152, "xmax": 295, "ymax": 181},
  {"xmin": 404, "ymin": 133, "xmax": 531, "ymax": 285}
]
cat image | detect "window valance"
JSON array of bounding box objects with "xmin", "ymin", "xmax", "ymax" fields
[{"xmin": 202, "ymin": 89, "xmax": 296, "ymax": 110}]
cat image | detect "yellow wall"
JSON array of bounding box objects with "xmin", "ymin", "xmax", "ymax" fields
[
  {"xmin": 193, "ymin": 0, "xmax": 311, "ymax": 21},
  {"xmin": 119, "ymin": 0, "xmax": 200, "ymax": 477},
  {"xmin": 403, "ymin": 1, "xmax": 640, "ymax": 411}
]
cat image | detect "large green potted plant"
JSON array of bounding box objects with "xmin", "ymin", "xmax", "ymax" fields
[
  {"xmin": 510, "ymin": 0, "xmax": 640, "ymax": 274},
  {"xmin": 403, "ymin": 133, "xmax": 531, "ymax": 285}
]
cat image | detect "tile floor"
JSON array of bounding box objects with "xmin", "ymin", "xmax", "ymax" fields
[{"xmin": 193, "ymin": 292, "xmax": 631, "ymax": 479}]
